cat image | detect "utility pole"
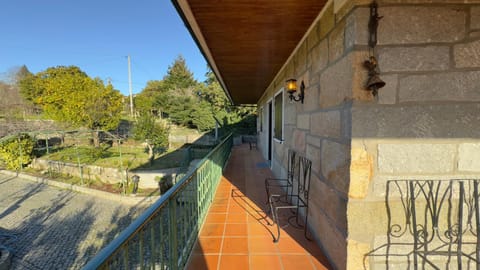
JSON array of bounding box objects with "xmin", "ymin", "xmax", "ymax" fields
[{"xmin": 127, "ymin": 55, "xmax": 134, "ymax": 119}]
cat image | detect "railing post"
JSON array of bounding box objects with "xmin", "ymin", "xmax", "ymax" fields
[
  {"xmin": 150, "ymin": 222, "xmax": 155, "ymax": 269},
  {"xmin": 474, "ymin": 181, "xmax": 480, "ymax": 270},
  {"xmin": 169, "ymin": 200, "xmax": 178, "ymax": 270},
  {"xmin": 458, "ymin": 181, "xmax": 464, "ymax": 270},
  {"xmin": 409, "ymin": 181, "xmax": 418, "ymax": 270}
]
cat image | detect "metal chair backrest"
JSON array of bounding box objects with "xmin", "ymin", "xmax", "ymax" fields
[{"xmin": 293, "ymin": 154, "xmax": 312, "ymax": 208}]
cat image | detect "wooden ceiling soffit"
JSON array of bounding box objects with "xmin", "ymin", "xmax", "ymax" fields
[{"xmin": 172, "ymin": 0, "xmax": 327, "ymax": 105}]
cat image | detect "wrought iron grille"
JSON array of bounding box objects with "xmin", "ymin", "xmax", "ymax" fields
[{"xmin": 365, "ymin": 179, "xmax": 480, "ymax": 270}]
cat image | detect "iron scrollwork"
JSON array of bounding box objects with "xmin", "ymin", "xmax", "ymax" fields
[{"xmin": 365, "ymin": 179, "xmax": 480, "ymax": 269}]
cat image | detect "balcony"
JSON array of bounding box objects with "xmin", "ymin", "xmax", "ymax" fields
[{"xmin": 83, "ymin": 134, "xmax": 331, "ymax": 269}]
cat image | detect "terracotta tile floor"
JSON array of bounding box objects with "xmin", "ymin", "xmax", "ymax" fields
[{"xmin": 186, "ymin": 144, "xmax": 332, "ymax": 270}]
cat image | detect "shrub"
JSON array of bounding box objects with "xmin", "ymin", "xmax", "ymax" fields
[
  {"xmin": 157, "ymin": 174, "xmax": 174, "ymax": 194},
  {"xmin": 0, "ymin": 133, "xmax": 35, "ymax": 170}
]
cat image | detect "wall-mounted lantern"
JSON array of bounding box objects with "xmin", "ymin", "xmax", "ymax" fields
[
  {"xmin": 364, "ymin": 0, "xmax": 385, "ymax": 96},
  {"xmin": 286, "ymin": 79, "xmax": 305, "ymax": 103}
]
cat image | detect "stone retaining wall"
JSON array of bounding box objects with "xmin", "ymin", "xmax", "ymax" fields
[{"xmin": 30, "ymin": 159, "xmax": 185, "ymax": 189}]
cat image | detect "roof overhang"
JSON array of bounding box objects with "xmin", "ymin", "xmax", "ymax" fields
[{"xmin": 172, "ymin": 0, "xmax": 328, "ymax": 105}]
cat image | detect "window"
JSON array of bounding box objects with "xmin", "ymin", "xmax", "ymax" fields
[
  {"xmin": 259, "ymin": 107, "xmax": 263, "ymax": 132},
  {"xmin": 274, "ymin": 90, "xmax": 283, "ymax": 141}
]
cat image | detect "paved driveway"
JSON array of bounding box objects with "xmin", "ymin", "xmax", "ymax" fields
[{"xmin": 0, "ymin": 173, "xmax": 146, "ymax": 269}]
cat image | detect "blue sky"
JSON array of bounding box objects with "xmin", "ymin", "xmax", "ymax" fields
[{"xmin": 0, "ymin": 0, "xmax": 207, "ymax": 95}]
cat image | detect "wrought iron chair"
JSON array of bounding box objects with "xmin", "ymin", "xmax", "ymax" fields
[{"xmin": 267, "ymin": 153, "xmax": 312, "ymax": 243}]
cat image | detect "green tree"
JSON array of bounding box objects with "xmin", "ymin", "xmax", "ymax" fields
[
  {"xmin": 134, "ymin": 80, "xmax": 168, "ymax": 116},
  {"xmin": 0, "ymin": 133, "xmax": 34, "ymax": 170},
  {"xmin": 162, "ymin": 55, "xmax": 197, "ymax": 90},
  {"xmin": 18, "ymin": 66, "xmax": 124, "ymax": 146},
  {"xmin": 133, "ymin": 115, "xmax": 169, "ymax": 166}
]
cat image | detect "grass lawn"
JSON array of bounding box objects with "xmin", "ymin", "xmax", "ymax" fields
[{"xmin": 43, "ymin": 145, "xmax": 190, "ymax": 170}]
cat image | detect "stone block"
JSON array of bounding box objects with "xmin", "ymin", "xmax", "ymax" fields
[
  {"xmin": 309, "ymin": 39, "xmax": 329, "ymax": 75},
  {"xmin": 341, "ymin": 105, "xmax": 352, "ymax": 140},
  {"xmin": 306, "ymin": 144, "xmax": 322, "ymax": 176},
  {"xmin": 345, "ymin": 7, "xmax": 369, "ymax": 49},
  {"xmin": 377, "ymin": 74, "xmax": 397, "ymax": 105},
  {"xmin": 284, "ymin": 61, "xmax": 295, "ymax": 79},
  {"xmin": 284, "ymin": 101, "xmax": 296, "ymax": 125},
  {"xmin": 303, "ymin": 83, "xmax": 320, "ymax": 112},
  {"xmin": 329, "ymin": 21, "xmax": 345, "ymax": 62},
  {"xmin": 454, "ymin": 39, "xmax": 480, "ymax": 68},
  {"xmin": 310, "ymin": 177, "xmax": 348, "ymax": 233},
  {"xmin": 378, "ymin": 144, "xmax": 456, "ymax": 174},
  {"xmin": 458, "ymin": 143, "xmax": 480, "ymax": 172},
  {"xmin": 399, "ymin": 71, "xmax": 480, "ymax": 102},
  {"xmin": 295, "ymin": 42, "xmax": 308, "ymax": 76},
  {"xmin": 471, "ymin": 31, "xmax": 480, "ymax": 39},
  {"xmin": 319, "ymin": 3, "xmax": 335, "ymax": 40},
  {"xmin": 347, "ymin": 239, "xmax": 371, "ymax": 270},
  {"xmin": 472, "ymin": 6, "xmax": 480, "ymax": 30},
  {"xmin": 297, "ymin": 114, "xmax": 310, "ymax": 130},
  {"xmin": 349, "ymin": 147, "xmax": 373, "ymax": 199},
  {"xmin": 352, "ymin": 104, "xmax": 480, "ymax": 139},
  {"xmin": 348, "ymin": 200, "xmax": 388, "ymax": 241},
  {"xmin": 319, "ymin": 54, "xmax": 353, "ymax": 108},
  {"xmin": 377, "ymin": 46, "xmax": 450, "ymax": 72},
  {"xmin": 309, "ymin": 210, "xmax": 347, "ymax": 270},
  {"xmin": 309, "ymin": 73, "xmax": 320, "ymax": 85},
  {"xmin": 306, "ymin": 135, "xmax": 321, "ymax": 148},
  {"xmin": 378, "ymin": 6, "xmax": 466, "ymax": 44},
  {"xmin": 322, "ymin": 140, "xmax": 350, "ymax": 194},
  {"xmin": 292, "ymin": 129, "xmax": 306, "ymax": 153},
  {"xmin": 352, "ymin": 50, "xmax": 374, "ymax": 102},
  {"xmin": 306, "ymin": 23, "xmax": 320, "ymax": 52},
  {"xmin": 311, "ymin": 110, "xmax": 342, "ymax": 139}
]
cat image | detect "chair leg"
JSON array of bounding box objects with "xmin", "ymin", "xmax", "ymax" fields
[
  {"xmin": 269, "ymin": 195, "xmax": 281, "ymax": 242},
  {"xmin": 304, "ymin": 207, "xmax": 311, "ymax": 241},
  {"xmin": 264, "ymin": 179, "xmax": 270, "ymax": 205}
]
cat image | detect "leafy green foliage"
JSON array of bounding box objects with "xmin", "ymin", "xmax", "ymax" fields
[
  {"xmin": 135, "ymin": 57, "xmax": 257, "ymax": 133},
  {"xmin": 0, "ymin": 133, "xmax": 34, "ymax": 170},
  {"xmin": 133, "ymin": 114, "xmax": 169, "ymax": 163},
  {"xmin": 162, "ymin": 55, "xmax": 197, "ymax": 90},
  {"xmin": 18, "ymin": 66, "xmax": 123, "ymax": 132}
]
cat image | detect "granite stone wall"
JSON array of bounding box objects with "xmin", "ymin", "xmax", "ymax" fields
[{"xmin": 257, "ymin": 1, "xmax": 480, "ymax": 269}]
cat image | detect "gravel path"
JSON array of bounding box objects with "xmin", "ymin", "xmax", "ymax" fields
[{"xmin": 0, "ymin": 173, "xmax": 147, "ymax": 269}]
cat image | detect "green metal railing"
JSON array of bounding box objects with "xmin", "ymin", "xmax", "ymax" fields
[{"xmin": 82, "ymin": 133, "xmax": 233, "ymax": 270}]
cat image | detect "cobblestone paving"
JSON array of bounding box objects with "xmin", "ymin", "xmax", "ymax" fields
[{"xmin": 0, "ymin": 173, "xmax": 147, "ymax": 269}]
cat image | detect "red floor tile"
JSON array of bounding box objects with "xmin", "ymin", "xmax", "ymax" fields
[
  {"xmin": 281, "ymin": 255, "xmax": 316, "ymax": 270},
  {"xmin": 224, "ymin": 223, "xmax": 247, "ymax": 236},
  {"xmin": 218, "ymin": 255, "xmax": 249, "ymax": 270},
  {"xmin": 248, "ymin": 236, "xmax": 278, "ymax": 254},
  {"xmin": 226, "ymin": 213, "xmax": 247, "ymax": 223},
  {"xmin": 221, "ymin": 237, "xmax": 248, "ymax": 254},
  {"xmin": 193, "ymin": 237, "xmax": 223, "ymax": 254},
  {"xmin": 209, "ymin": 204, "xmax": 228, "ymax": 213},
  {"xmin": 250, "ymin": 255, "xmax": 282, "ymax": 269},
  {"xmin": 205, "ymin": 213, "xmax": 227, "ymax": 224},
  {"xmin": 276, "ymin": 236, "xmax": 308, "ymax": 254},
  {"xmin": 186, "ymin": 254, "xmax": 219, "ymax": 270},
  {"xmin": 200, "ymin": 223, "xmax": 225, "ymax": 237},
  {"xmin": 185, "ymin": 144, "xmax": 333, "ymax": 270}
]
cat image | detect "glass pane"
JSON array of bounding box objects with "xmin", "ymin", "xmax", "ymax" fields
[{"xmin": 274, "ymin": 92, "xmax": 283, "ymax": 140}]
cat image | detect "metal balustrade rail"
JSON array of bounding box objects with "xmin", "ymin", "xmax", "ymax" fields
[
  {"xmin": 83, "ymin": 133, "xmax": 233, "ymax": 270},
  {"xmin": 365, "ymin": 179, "xmax": 480, "ymax": 270}
]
